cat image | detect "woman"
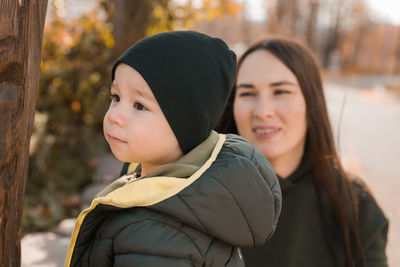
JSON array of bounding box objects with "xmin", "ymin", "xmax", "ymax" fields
[{"xmin": 215, "ymin": 37, "xmax": 388, "ymax": 267}]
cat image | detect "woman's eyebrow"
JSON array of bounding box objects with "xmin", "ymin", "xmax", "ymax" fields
[
  {"xmin": 236, "ymin": 83, "xmax": 255, "ymax": 89},
  {"xmin": 270, "ymin": 80, "xmax": 296, "ymax": 87}
]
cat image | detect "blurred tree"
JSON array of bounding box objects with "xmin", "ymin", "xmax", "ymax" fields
[
  {"xmin": 240, "ymin": 0, "xmax": 252, "ymax": 44},
  {"xmin": 100, "ymin": 0, "xmax": 153, "ymax": 56},
  {"xmin": 265, "ymin": 0, "xmax": 321, "ymax": 46},
  {"xmin": 100, "ymin": 0, "xmax": 240, "ymax": 55},
  {"xmin": 0, "ymin": 0, "xmax": 47, "ymax": 265},
  {"xmin": 321, "ymin": 0, "xmax": 356, "ymax": 68},
  {"xmin": 264, "ymin": 0, "xmax": 384, "ymax": 72},
  {"xmin": 349, "ymin": 0, "xmax": 369, "ymax": 63},
  {"xmin": 305, "ymin": 0, "xmax": 320, "ymax": 51},
  {"xmin": 267, "ymin": 0, "xmax": 301, "ymax": 35},
  {"xmin": 391, "ymin": 27, "xmax": 400, "ymax": 74},
  {"xmin": 24, "ymin": 2, "xmax": 115, "ymax": 233},
  {"xmin": 340, "ymin": 0, "xmax": 370, "ymax": 72}
]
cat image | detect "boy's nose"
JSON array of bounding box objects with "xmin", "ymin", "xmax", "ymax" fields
[{"xmin": 106, "ymin": 106, "xmax": 126, "ymax": 127}]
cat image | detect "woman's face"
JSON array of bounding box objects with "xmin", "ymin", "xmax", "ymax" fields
[{"xmin": 233, "ymin": 50, "xmax": 307, "ymax": 165}]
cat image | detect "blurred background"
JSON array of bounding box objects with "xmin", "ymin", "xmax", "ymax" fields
[{"xmin": 22, "ymin": 0, "xmax": 400, "ymax": 266}]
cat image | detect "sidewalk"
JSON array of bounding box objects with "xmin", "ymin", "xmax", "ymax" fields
[{"xmin": 21, "ymin": 154, "xmax": 123, "ymax": 267}]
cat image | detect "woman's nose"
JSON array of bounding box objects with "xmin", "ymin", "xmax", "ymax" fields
[{"xmin": 253, "ymin": 96, "xmax": 275, "ymax": 119}]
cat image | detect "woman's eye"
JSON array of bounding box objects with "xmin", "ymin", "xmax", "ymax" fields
[
  {"xmin": 238, "ymin": 91, "xmax": 256, "ymax": 97},
  {"xmin": 109, "ymin": 94, "xmax": 120, "ymax": 102},
  {"xmin": 274, "ymin": 89, "xmax": 290, "ymax": 95},
  {"xmin": 134, "ymin": 102, "xmax": 147, "ymax": 111}
]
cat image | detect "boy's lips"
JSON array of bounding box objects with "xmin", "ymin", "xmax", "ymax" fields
[{"xmin": 107, "ymin": 134, "xmax": 127, "ymax": 144}]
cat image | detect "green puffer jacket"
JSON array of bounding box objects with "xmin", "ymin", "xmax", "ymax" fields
[{"xmin": 65, "ymin": 132, "xmax": 282, "ymax": 267}]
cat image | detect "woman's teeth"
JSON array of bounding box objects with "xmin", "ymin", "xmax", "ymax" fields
[{"xmin": 254, "ymin": 128, "xmax": 276, "ymax": 134}]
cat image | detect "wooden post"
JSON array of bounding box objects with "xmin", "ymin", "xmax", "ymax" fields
[{"xmin": 0, "ymin": 0, "xmax": 48, "ymax": 266}]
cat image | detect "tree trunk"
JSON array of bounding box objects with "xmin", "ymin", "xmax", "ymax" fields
[
  {"xmin": 112, "ymin": 0, "xmax": 153, "ymax": 56},
  {"xmin": 288, "ymin": 0, "xmax": 300, "ymax": 36},
  {"xmin": 0, "ymin": 1, "xmax": 47, "ymax": 266},
  {"xmin": 305, "ymin": 0, "xmax": 319, "ymax": 51},
  {"xmin": 322, "ymin": 11, "xmax": 342, "ymax": 68},
  {"xmin": 268, "ymin": 0, "xmax": 299, "ymax": 35},
  {"xmin": 393, "ymin": 27, "xmax": 400, "ymax": 74},
  {"xmin": 266, "ymin": 0, "xmax": 278, "ymax": 33}
]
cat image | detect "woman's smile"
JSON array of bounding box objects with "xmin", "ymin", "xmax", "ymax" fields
[{"xmin": 253, "ymin": 126, "xmax": 281, "ymax": 139}]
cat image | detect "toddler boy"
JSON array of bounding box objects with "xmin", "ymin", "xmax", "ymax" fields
[{"xmin": 65, "ymin": 31, "xmax": 281, "ymax": 267}]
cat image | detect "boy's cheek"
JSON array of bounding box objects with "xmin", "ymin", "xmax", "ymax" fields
[{"xmin": 102, "ymin": 120, "xmax": 109, "ymax": 139}]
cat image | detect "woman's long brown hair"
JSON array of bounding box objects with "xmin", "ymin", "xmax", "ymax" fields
[{"xmin": 215, "ymin": 37, "xmax": 366, "ymax": 267}]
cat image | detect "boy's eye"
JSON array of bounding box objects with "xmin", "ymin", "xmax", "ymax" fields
[
  {"xmin": 109, "ymin": 94, "xmax": 120, "ymax": 102},
  {"xmin": 133, "ymin": 102, "xmax": 147, "ymax": 111}
]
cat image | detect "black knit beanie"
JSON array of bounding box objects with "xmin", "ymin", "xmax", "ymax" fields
[{"xmin": 111, "ymin": 31, "xmax": 236, "ymax": 154}]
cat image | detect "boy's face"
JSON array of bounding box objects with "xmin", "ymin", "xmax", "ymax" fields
[{"xmin": 103, "ymin": 63, "xmax": 183, "ymax": 174}]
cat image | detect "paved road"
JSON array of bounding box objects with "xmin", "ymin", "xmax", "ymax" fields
[
  {"xmin": 21, "ymin": 81, "xmax": 400, "ymax": 266},
  {"xmin": 325, "ymin": 82, "xmax": 400, "ymax": 267}
]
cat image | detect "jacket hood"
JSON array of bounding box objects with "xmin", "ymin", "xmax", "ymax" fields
[{"xmin": 148, "ymin": 133, "xmax": 281, "ymax": 247}]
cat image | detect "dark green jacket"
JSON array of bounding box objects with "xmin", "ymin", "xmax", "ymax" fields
[
  {"xmin": 65, "ymin": 132, "xmax": 282, "ymax": 267},
  {"xmin": 243, "ymin": 148, "xmax": 388, "ymax": 267}
]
